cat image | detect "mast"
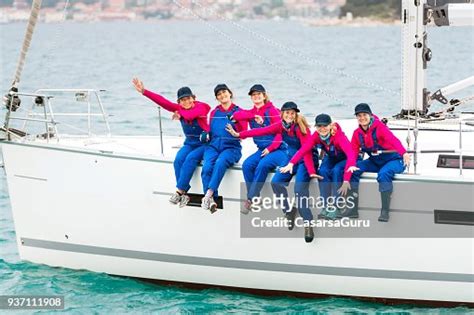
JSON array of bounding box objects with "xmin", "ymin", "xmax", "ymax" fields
[
  {"xmin": 401, "ymin": 0, "xmax": 427, "ymax": 115},
  {"xmin": 400, "ymin": 0, "xmax": 474, "ymax": 116}
]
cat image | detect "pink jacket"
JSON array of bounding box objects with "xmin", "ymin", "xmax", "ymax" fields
[
  {"xmin": 239, "ymin": 122, "xmax": 317, "ymax": 175},
  {"xmin": 209, "ymin": 103, "xmax": 248, "ymax": 133},
  {"xmin": 232, "ymin": 101, "xmax": 282, "ymax": 152},
  {"xmin": 290, "ymin": 123, "xmax": 356, "ymax": 181},
  {"xmin": 351, "ymin": 115, "xmax": 406, "ymax": 159},
  {"xmin": 143, "ymin": 89, "xmax": 210, "ymax": 132}
]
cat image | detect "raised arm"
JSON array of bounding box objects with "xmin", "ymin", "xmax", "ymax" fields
[
  {"xmin": 178, "ymin": 101, "xmax": 210, "ymax": 121},
  {"xmin": 143, "ymin": 89, "xmax": 181, "ymax": 113},
  {"xmin": 232, "ymin": 108, "xmax": 255, "ymax": 121}
]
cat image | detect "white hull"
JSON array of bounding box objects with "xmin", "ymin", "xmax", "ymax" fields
[{"xmin": 2, "ymin": 132, "xmax": 473, "ymax": 306}]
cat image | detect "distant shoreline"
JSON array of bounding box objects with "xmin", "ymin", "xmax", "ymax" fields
[
  {"xmin": 304, "ymin": 17, "xmax": 399, "ymax": 27},
  {"xmin": 0, "ymin": 15, "xmax": 400, "ymax": 26}
]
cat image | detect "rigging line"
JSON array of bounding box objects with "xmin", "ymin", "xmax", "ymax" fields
[
  {"xmin": 41, "ymin": 0, "xmax": 70, "ymax": 68},
  {"xmin": 190, "ymin": 0, "xmax": 400, "ymax": 96},
  {"xmin": 171, "ymin": 0, "xmax": 345, "ymax": 106},
  {"xmin": 13, "ymin": 0, "xmax": 43, "ymax": 86}
]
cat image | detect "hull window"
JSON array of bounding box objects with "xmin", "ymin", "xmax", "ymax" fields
[
  {"xmin": 434, "ymin": 210, "xmax": 474, "ymax": 226},
  {"xmin": 437, "ymin": 155, "xmax": 474, "ymax": 169},
  {"xmin": 186, "ymin": 193, "xmax": 223, "ymax": 210}
]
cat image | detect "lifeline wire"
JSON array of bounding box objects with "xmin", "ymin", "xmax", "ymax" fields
[
  {"xmin": 171, "ymin": 0, "xmax": 345, "ymax": 106},
  {"xmin": 191, "ymin": 0, "xmax": 400, "ymax": 96}
]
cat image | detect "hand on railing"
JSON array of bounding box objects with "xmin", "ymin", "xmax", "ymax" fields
[{"xmin": 132, "ymin": 77, "xmax": 145, "ymax": 94}]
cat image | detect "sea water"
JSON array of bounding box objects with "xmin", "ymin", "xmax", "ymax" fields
[{"xmin": 0, "ymin": 20, "xmax": 472, "ymax": 313}]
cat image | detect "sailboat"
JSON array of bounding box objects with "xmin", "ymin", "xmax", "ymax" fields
[{"xmin": 1, "ymin": 0, "xmax": 473, "ymax": 306}]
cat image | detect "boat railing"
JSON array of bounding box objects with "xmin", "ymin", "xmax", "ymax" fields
[
  {"xmin": 3, "ymin": 89, "xmax": 111, "ymax": 142},
  {"xmin": 2, "ymin": 89, "xmax": 472, "ymax": 175}
]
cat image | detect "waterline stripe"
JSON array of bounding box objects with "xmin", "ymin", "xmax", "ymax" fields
[{"xmin": 21, "ymin": 238, "xmax": 473, "ymax": 283}]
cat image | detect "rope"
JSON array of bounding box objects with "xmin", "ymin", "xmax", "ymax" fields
[
  {"xmin": 171, "ymin": 0, "xmax": 345, "ymax": 105},
  {"xmin": 12, "ymin": 0, "xmax": 43, "ymax": 85},
  {"xmin": 40, "ymin": 0, "xmax": 70, "ymax": 68},
  {"xmin": 426, "ymin": 94, "xmax": 474, "ymax": 118},
  {"xmin": 190, "ymin": 0, "xmax": 400, "ymax": 96}
]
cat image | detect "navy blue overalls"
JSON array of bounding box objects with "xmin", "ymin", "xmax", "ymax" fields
[
  {"xmin": 174, "ymin": 118, "xmax": 206, "ymax": 192},
  {"xmin": 201, "ymin": 105, "xmax": 242, "ymax": 198},
  {"xmin": 271, "ymin": 125, "xmax": 318, "ymax": 221},
  {"xmin": 317, "ymin": 137, "xmax": 348, "ymax": 201},
  {"xmin": 242, "ymin": 109, "xmax": 288, "ymax": 201},
  {"xmin": 351, "ymin": 128, "xmax": 405, "ymax": 192}
]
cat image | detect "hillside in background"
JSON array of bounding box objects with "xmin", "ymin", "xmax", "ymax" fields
[{"xmin": 339, "ymin": 0, "xmax": 401, "ymax": 19}]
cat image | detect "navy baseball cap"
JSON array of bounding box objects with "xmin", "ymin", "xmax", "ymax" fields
[
  {"xmin": 354, "ymin": 103, "xmax": 372, "ymax": 115},
  {"xmin": 248, "ymin": 84, "xmax": 266, "ymax": 95},
  {"xmin": 214, "ymin": 84, "xmax": 232, "ymax": 96},
  {"xmin": 315, "ymin": 113, "xmax": 332, "ymax": 126},
  {"xmin": 281, "ymin": 101, "xmax": 300, "ymax": 112},
  {"xmin": 177, "ymin": 86, "xmax": 193, "ymax": 100}
]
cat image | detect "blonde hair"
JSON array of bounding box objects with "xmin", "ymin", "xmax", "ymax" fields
[
  {"xmin": 263, "ymin": 93, "xmax": 270, "ymax": 103},
  {"xmin": 282, "ymin": 111, "xmax": 310, "ymax": 135}
]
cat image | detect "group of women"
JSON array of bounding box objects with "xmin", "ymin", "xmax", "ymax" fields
[{"xmin": 132, "ymin": 78, "xmax": 411, "ymax": 243}]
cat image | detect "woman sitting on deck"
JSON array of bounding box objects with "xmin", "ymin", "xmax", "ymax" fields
[
  {"xmin": 231, "ymin": 84, "xmax": 288, "ymax": 213},
  {"xmin": 281, "ymin": 114, "xmax": 357, "ymax": 220},
  {"xmin": 132, "ymin": 78, "xmax": 210, "ymax": 207},
  {"xmin": 227, "ymin": 101, "xmax": 319, "ymax": 243},
  {"xmin": 346, "ymin": 103, "xmax": 410, "ymax": 222},
  {"xmin": 200, "ymin": 84, "xmax": 248, "ymax": 213}
]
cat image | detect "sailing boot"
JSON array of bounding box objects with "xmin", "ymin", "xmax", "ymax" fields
[
  {"xmin": 209, "ymin": 200, "xmax": 218, "ymax": 214},
  {"xmin": 341, "ymin": 189, "xmax": 359, "ymax": 218},
  {"xmin": 285, "ymin": 207, "xmax": 297, "ymax": 231},
  {"xmin": 241, "ymin": 200, "xmax": 251, "ymax": 214},
  {"xmin": 304, "ymin": 226, "xmax": 314, "ymax": 243},
  {"xmin": 325, "ymin": 208, "xmax": 338, "ymax": 220},
  {"xmin": 317, "ymin": 208, "xmax": 328, "ymax": 219},
  {"xmin": 378, "ymin": 191, "xmax": 391, "ymax": 222}
]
